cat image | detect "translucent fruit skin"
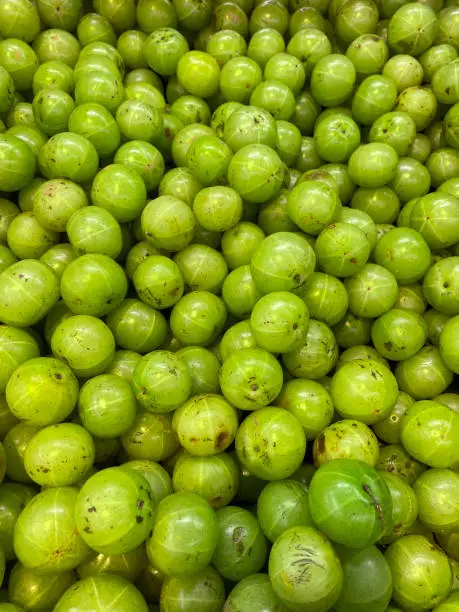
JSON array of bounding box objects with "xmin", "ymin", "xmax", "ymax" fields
[
  {"xmin": 74, "ymin": 467, "xmax": 154, "ymax": 555},
  {"xmin": 54, "ymin": 574, "xmax": 149, "ymax": 612},
  {"xmin": 13, "ymin": 487, "xmax": 91, "ymax": 573},
  {"xmin": 269, "ymin": 525, "xmax": 344, "ymax": 612}
]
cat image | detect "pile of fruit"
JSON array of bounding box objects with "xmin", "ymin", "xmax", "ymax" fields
[{"xmin": 0, "ymin": 0, "xmax": 459, "ymax": 610}]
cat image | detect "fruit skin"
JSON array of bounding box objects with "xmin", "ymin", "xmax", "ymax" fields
[
  {"xmin": 385, "ymin": 535, "xmax": 453, "ymax": 610},
  {"xmin": 74, "ymin": 467, "xmax": 155, "ymax": 555},
  {"xmin": 308, "ymin": 459, "xmax": 393, "ymax": 549},
  {"xmin": 269, "ymin": 525, "xmax": 343, "ymax": 612}
]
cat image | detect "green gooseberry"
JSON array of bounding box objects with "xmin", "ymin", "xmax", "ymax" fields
[
  {"xmin": 212, "ymin": 506, "xmax": 268, "ymax": 581},
  {"xmin": 251, "ymin": 1, "xmax": 290, "ymax": 36},
  {"xmin": 433, "ymin": 592, "xmax": 459, "ymax": 611},
  {"xmin": 33, "ymin": 28, "xmax": 81, "ymax": 66},
  {"xmin": 159, "ymin": 167, "xmax": 202, "ymax": 208},
  {"xmin": 38, "ymin": 131, "xmax": 99, "ymax": 184},
  {"xmin": 74, "ymin": 70, "xmax": 125, "ymax": 114},
  {"xmin": 7, "ymin": 211, "xmax": 59, "ymax": 259},
  {"xmin": 250, "ymin": 291, "xmax": 309, "ymax": 354},
  {"xmin": 92, "ymin": 164, "xmax": 147, "ymax": 223},
  {"xmin": 332, "ymin": 311, "xmax": 371, "ymax": 348},
  {"xmin": 136, "ymin": 0, "xmax": 177, "ymax": 33},
  {"xmin": 121, "ymin": 411, "xmax": 179, "ymax": 462},
  {"xmin": 117, "ymin": 30, "xmax": 148, "ymax": 69},
  {"xmin": 68, "ymin": 102, "xmax": 121, "ymax": 158},
  {"xmin": 115, "ymin": 141, "xmax": 165, "ymax": 193},
  {"xmin": 54, "ymin": 574, "xmax": 148, "ymax": 612},
  {"xmin": 432, "ymin": 58, "xmax": 459, "ymax": 104},
  {"xmin": 348, "ymin": 142, "xmax": 399, "ymax": 188},
  {"xmin": 13, "ymin": 487, "xmax": 90, "ymax": 572},
  {"xmin": 283, "ymin": 318, "xmax": 339, "ymax": 379},
  {"xmin": 236, "ymin": 407, "xmax": 306, "ymax": 480},
  {"xmin": 172, "ymin": 452, "xmax": 239, "ymax": 508},
  {"xmin": 67, "ymin": 206, "xmax": 123, "ymax": 259},
  {"xmin": 295, "ymin": 136, "xmax": 323, "ymax": 173},
  {"xmin": 388, "ymin": 3, "xmax": 438, "ymax": 55},
  {"xmin": 223, "ymin": 105, "xmax": 277, "ymax": 152},
  {"xmin": 227, "ymin": 143, "xmax": 284, "ymax": 204},
  {"xmin": 426, "ymin": 149, "xmax": 459, "ymax": 190},
  {"xmin": 147, "ymin": 492, "xmax": 218, "ymax": 577},
  {"xmin": 6, "ymin": 356, "xmax": 78, "ymax": 426},
  {"xmin": 334, "ymin": 0, "xmax": 379, "ymax": 45},
  {"xmin": 424, "ymin": 308, "xmax": 451, "ymax": 345},
  {"xmin": 414, "ymin": 468, "xmax": 459, "ymax": 533},
  {"xmin": 439, "ymin": 315, "xmax": 459, "ymax": 374},
  {"xmin": 314, "ymin": 114, "xmax": 360, "ymax": 164},
  {"xmin": 105, "ymin": 298, "xmax": 167, "ymax": 354},
  {"xmin": 351, "ymin": 186, "xmax": 400, "ymax": 224},
  {"xmin": 76, "ymin": 545, "xmax": 147, "ymax": 582},
  {"xmin": 394, "ymin": 283, "xmax": 433, "ymax": 315},
  {"xmin": 396, "ymin": 343, "xmax": 454, "ymax": 399},
  {"xmin": 369, "ymin": 112, "xmax": 417, "ymax": 157},
  {"xmin": 41, "ymin": 243, "xmax": 75, "ymax": 279},
  {"xmin": 161, "ymin": 566, "xmax": 225, "ymax": 612},
  {"xmin": 257, "ymin": 479, "xmax": 313, "ymax": 543},
  {"xmin": 352, "ymin": 75, "xmax": 398, "ymax": 126},
  {"xmin": 4, "ymin": 422, "xmax": 39, "ymax": 484},
  {"xmin": 192, "ymin": 186, "xmax": 242, "ymax": 232},
  {"xmin": 32, "ymin": 87, "xmax": 74, "ymax": 136},
  {"xmin": 333, "ymin": 545, "xmax": 393, "ymax": 612},
  {"xmin": 331, "ymin": 359, "xmax": 399, "ymax": 425},
  {"xmin": 407, "ymin": 133, "xmax": 432, "ymax": 163},
  {"xmin": 141, "ymin": 195, "xmax": 195, "ymax": 252},
  {"xmin": 395, "ymin": 86, "xmax": 437, "ymax": 131},
  {"xmin": 221, "ymin": 265, "xmax": 262, "ymax": 318},
  {"xmin": 345, "ymin": 263, "xmax": 398, "ymax": 318},
  {"xmin": 105, "ymin": 349, "xmax": 142, "ymax": 383},
  {"xmin": 0, "ymin": 483, "xmax": 35, "ymax": 560},
  {"xmin": 170, "ymin": 291, "xmax": 226, "ymax": 347},
  {"xmin": 313, "ymin": 419, "xmax": 380, "ymax": 467},
  {"xmin": 0, "ymin": 199, "xmax": 20, "ymax": 244},
  {"xmin": 220, "ymin": 321, "xmax": 258, "ymax": 362},
  {"xmin": 379, "ymin": 471, "xmax": 419, "ymax": 544},
  {"xmin": 315, "ymin": 222, "xmax": 371, "ymax": 277},
  {"xmin": 257, "ymin": 190, "xmax": 299, "ymax": 235},
  {"xmin": 420, "ymin": 43, "xmax": 458, "ymax": 82},
  {"xmin": 0, "ymin": 260, "xmax": 59, "ymax": 327},
  {"xmin": 78, "ymin": 374, "xmax": 137, "ymax": 438},
  {"xmin": 171, "ymin": 123, "xmax": 214, "ymax": 168},
  {"xmin": 221, "ymin": 221, "xmax": 265, "ymax": 270},
  {"xmin": 0, "ymin": 38, "xmax": 39, "ymax": 91},
  {"xmin": 264, "ymin": 52, "xmax": 305, "ymax": 94},
  {"xmin": 269, "ymin": 525, "xmax": 343, "ymax": 612},
  {"xmin": 24, "ymin": 423, "xmax": 95, "ymax": 487},
  {"xmin": 186, "ymin": 135, "xmax": 232, "ymax": 186},
  {"xmin": 0, "ymin": 395, "xmax": 19, "ymax": 438},
  {"xmin": 444, "ymin": 102, "xmax": 459, "ymax": 149},
  {"xmin": 60, "ymin": 253, "xmax": 127, "ymax": 318},
  {"xmin": 401, "ymin": 400, "xmax": 459, "ymax": 467},
  {"xmin": 133, "ymin": 255, "xmax": 184, "ymax": 310},
  {"xmin": 382, "ymin": 54, "xmax": 424, "ymax": 92},
  {"xmin": 0, "ymin": 134, "xmax": 36, "ymax": 193},
  {"xmin": 335, "ymin": 345, "xmax": 389, "ymax": 370},
  {"xmin": 310, "ymin": 54, "xmax": 356, "ymax": 107},
  {"xmin": 172, "ymin": 394, "xmax": 238, "ymax": 456},
  {"xmin": 51, "ymin": 314, "xmax": 115, "ymax": 378},
  {"xmin": 410, "ymin": 192, "xmax": 459, "ymax": 249},
  {"xmin": 220, "ymin": 347, "xmax": 283, "ymax": 411},
  {"xmin": 372, "ymin": 308, "xmax": 428, "ymax": 360},
  {"xmin": 223, "ymin": 573, "xmax": 287, "ymax": 612},
  {"xmin": 122, "ymin": 460, "xmax": 172, "ymax": 506},
  {"xmin": 175, "ymin": 346, "xmax": 220, "ymax": 396},
  {"xmin": 373, "ymin": 227, "xmax": 432, "ymax": 284},
  {"xmin": 287, "ymin": 180, "xmax": 341, "ymax": 236},
  {"xmin": 376, "ymin": 444, "xmax": 426, "ymax": 485},
  {"xmin": 249, "ymin": 80, "xmax": 295, "ymax": 121},
  {"xmin": 33, "ymin": 178, "xmax": 87, "ymax": 233},
  {"xmin": 389, "ymin": 157, "xmax": 431, "ymax": 204},
  {"xmin": 309, "ymin": 458, "xmax": 393, "ymax": 548},
  {"xmin": 276, "ymin": 120, "xmax": 302, "ymax": 167},
  {"xmin": 0, "ymin": 325, "xmax": 40, "ymax": 393},
  {"xmin": 74, "ymin": 467, "xmax": 154, "ymax": 555},
  {"xmin": 345, "ymin": 33, "xmax": 389, "ymax": 78},
  {"xmin": 385, "ymin": 535, "xmax": 452, "ymax": 610},
  {"xmin": 247, "ymin": 27, "xmax": 285, "ymax": 69},
  {"xmin": 116, "ymin": 99, "xmax": 163, "ymax": 143},
  {"xmin": 176, "ymin": 51, "xmax": 219, "ymax": 99},
  {"xmin": 302, "ymin": 272, "xmax": 348, "ymax": 326},
  {"xmin": 423, "ymin": 257, "xmax": 459, "ymax": 315},
  {"xmin": 0, "ymin": 0, "xmax": 41, "ymax": 42}
]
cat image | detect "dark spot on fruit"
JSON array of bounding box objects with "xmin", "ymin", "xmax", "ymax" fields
[
  {"xmin": 293, "ymin": 323, "xmax": 298, "ymax": 330},
  {"xmin": 216, "ymin": 431, "xmax": 229, "ymax": 448},
  {"xmin": 251, "ymin": 384, "xmax": 258, "ymax": 391},
  {"xmin": 350, "ymin": 258, "xmax": 358, "ymax": 264},
  {"xmin": 137, "ymin": 499, "xmax": 144, "ymax": 510},
  {"xmin": 55, "ymin": 373, "xmax": 62, "ymax": 380},
  {"xmin": 443, "ymin": 282, "xmax": 449, "ymax": 288},
  {"xmin": 136, "ymin": 516, "xmax": 144, "ymax": 523},
  {"xmin": 384, "ymin": 341, "xmax": 393, "ymax": 351},
  {"xmin": 317, "ymin": 434, "xmax": 325, "ymax": 454},
  {"xmin": 88, "ymin": 506, "xmax": 97, "ymax": 513}
]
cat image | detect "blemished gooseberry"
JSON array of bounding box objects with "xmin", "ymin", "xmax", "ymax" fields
[
  {"xmin": 269, "ymin": 525, "xmax": 343, "ymax": 611},
  {"xmin": 220, "ymin": 348, "xmax": 283, "ymax": 411},
  {"xmin": 309, "ymin": 458, "xmax": 393, "ymax": 548},
  {"xmin": 313, "ymin": 419, "xmax": 380, "ymax": 467},
  {"xmin": 235, "ymin": 407, "xmax": 306, "ymax": 480},
  {"xmin": 385, "ymin": 535, "xmax": 453, "ymax": 610},
  {"xmin": 74, "ymin": 466, "xmax": 154, "ymax": 555}
]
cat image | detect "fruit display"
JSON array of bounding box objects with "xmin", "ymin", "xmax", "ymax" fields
[{"xmin": 0, "ymin": 0, "xmax": 458, "ymax": 611}]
